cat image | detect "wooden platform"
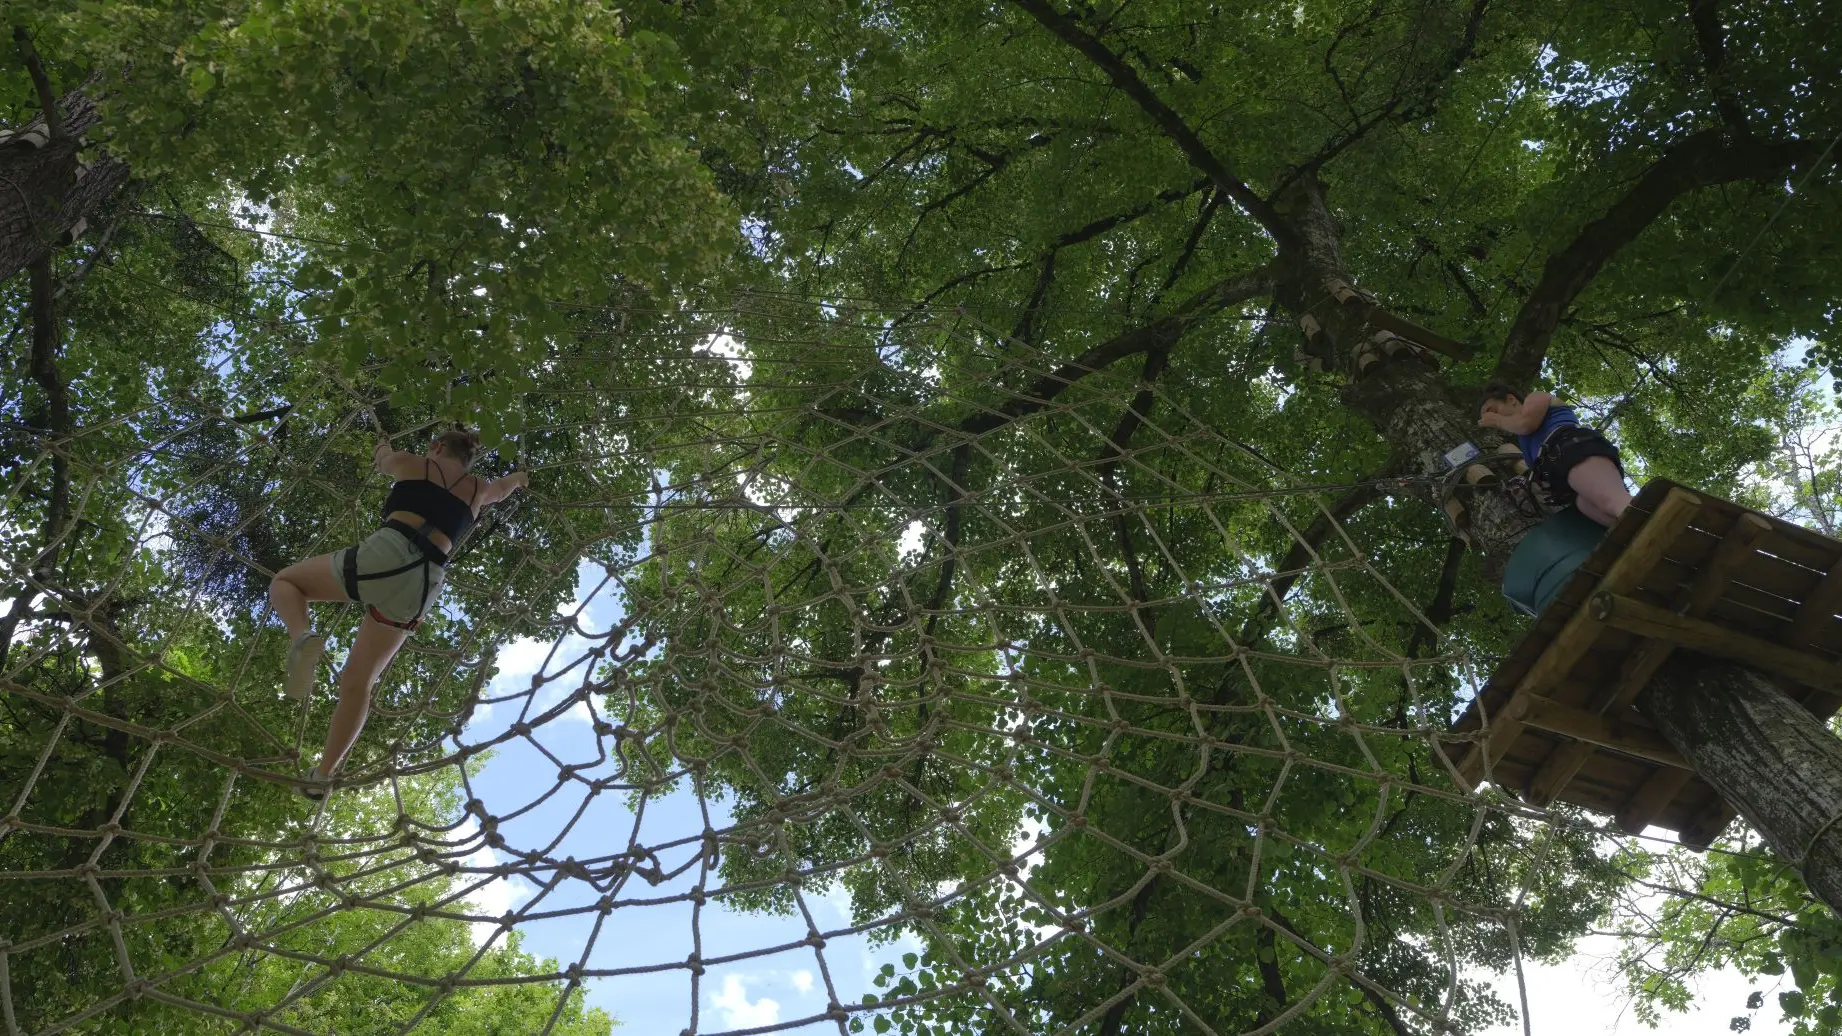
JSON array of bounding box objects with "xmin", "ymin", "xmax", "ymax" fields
[{"xmin": 1448, "ymin": 479, "xmax": 1842, "ymax": 848}]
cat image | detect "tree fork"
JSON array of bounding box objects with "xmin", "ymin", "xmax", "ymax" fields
[
  {"xmin": 1272, "ymin": 175, "xmax": 1540, "ymax": 580},
  {"xmin": 0, "ymin": 84, "xmax": 129, "ymax": 285}
]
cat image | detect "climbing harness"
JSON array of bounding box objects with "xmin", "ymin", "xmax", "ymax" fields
[{"xmin": 341, "ymin": 518, "xmax": 449, "ymax": 631}]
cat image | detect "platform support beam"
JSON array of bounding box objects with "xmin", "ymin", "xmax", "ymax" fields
[
  {"xmin": 1592, "ymin": 592, "xmax": 1842, "ymax": 691},
  {"xmin": 1456, "ymin": 487, "xmax": 1702, "ymax": 786},
  {"xmin": 1510, "ymin": 697, "xmax": 1687, "ymax": 769},
  {"xmin": 1526, "ymin": 512, "xmax": 1771, "ymax": 815},
  {"xmin": 1640, "ymin": 657, "xmax": 1842, "ymax": 913}
]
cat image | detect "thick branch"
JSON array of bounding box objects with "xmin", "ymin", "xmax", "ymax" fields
[
  {"xmin": 1406, "ymin": 535, "xmax": 1467, "ymax": 658},
  {"xmin": 1007, "ymin": 0, "xmax": 1292, "ymax": 244},
  {"xmin": 1494, "ymin": 130, "xmax": 1826, "ymax": 388},
  {"xmin": 1236, "ymin": 478, "xmax": 1385, "ymax": 647},
  {"xmin": 12, "ymin": 27, "xmax": 65, "ymax": 143},
  {"xmin": 1687, "ymin": 1, "xmax": 1750, "ymax": 134},
  {"xmin": 1098, "ymin": 347, "xmax": 1170, "ymax": 608},
  {"xmin": 1254, "ymin": 924, "xmax": 1289, "ymax": 1024}
]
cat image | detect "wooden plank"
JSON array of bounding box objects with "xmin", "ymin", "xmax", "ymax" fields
[
  {"xmin": 1786, "ymin": 560, "xmax": 1842, "ymax": 649},
  {"xmin": 1559, "ymin": 753, "xmax": 1654, "ymax": 815},
  {"xmin": 1617, "ymin": 767, "xmax": 1694, "ymax": 834},
  {"xmin": 1761, "ymin": 521, "xmax": 1842, "ymax": 573},
  {"xmin": 1702, "ymin": 594, "xmax": 1798, "ymax": 640},
  {"xmin": 1591, "ymin": 591, "xmax": 1842, "ymax": 691},
  {"xmin": 1537, "ymin": 513, "xmax": 1773, "ymax": 822},
  {"xmin": 1458, "ymin": 489, "xmax": 1702, "ymax": 787},
  {"xmin": 1511, "ymin": 696, "xmax": 1689, "ymax": 769},
  {"xmin": 1526, "ymin": 643, "xmax": 1668, "ymax": 806},
  {"xmin": 1805, "ymin": 689, "xmax": 1842, "ymax": 721},
  {"xmin": 1642, "ymin": 554, "xmax": 1814, "ymax": 609}
]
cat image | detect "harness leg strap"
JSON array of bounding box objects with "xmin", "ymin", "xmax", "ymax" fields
[{"xmin": 342, "ymin": 547, "xmax": 362, "ymax": 604}]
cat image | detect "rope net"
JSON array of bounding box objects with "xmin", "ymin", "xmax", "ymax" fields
[{"xmin": 0, "ymin": 279, "xmax": 1634, "ymax": 1035}]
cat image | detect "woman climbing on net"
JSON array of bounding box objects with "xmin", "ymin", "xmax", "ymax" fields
[{"xmin": 267, "ymin": 424, "xmax": 528, "ymax": 799}]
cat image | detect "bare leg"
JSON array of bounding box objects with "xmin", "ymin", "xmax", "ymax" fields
[
  {"xmin": 313, "ymin": 615, "xmax": 409, "ymax": 777},
  {"xmin": 270, "ymin": 552, "xmax": 348, "ymax": 639},
  {"xmin": 1567, "ymin": 457, "xmax": 1631, "ymax": 528}
]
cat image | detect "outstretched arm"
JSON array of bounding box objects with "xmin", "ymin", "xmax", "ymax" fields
[{"xmin": 475, "ymin": 470, "xmax": 529, "ymax": 508}]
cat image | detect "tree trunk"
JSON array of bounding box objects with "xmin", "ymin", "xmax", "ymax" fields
[
  {"xmin": 1271, "ymin": 174, "xmax": 1541, "ymax": 581},
  {"xmin": 1638, "ymin": 658, "xmax": 1842, "ymax": 909},
  {"xmin": 0, "ymin": 88, "xmax": 129, "ymax": 287}
]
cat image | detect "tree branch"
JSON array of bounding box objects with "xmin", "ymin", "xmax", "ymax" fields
[
  {"xmin": 1236, "ymin": 475, "xmax": 1386, "ymax": 647},
  {"xmin": 1097, "ymin": 347, "xmax": 1170, "ymax": 610},
  {"xmin": 963, "ymin": 262, "xmax": 1278, "ymax": 436},
  {"xmin": 1254, "ymin": 923, "xmax": 1290, "ymax": 1025},
  {"xmin": 1279, "ymin": 0, "xmax": 1492, "ymax": 192},
  {"xmin": 11, "ymin": 27, "xmax": 65, "ymax": 143},
  {"xmin": 903, "ymin": 178, "xmax": 1209, "ymax": 332},
  {"xmin": 1007, "ymin": 0, "xmax": 1293, "ymax": 245},
  {"xmin": 1687, "ymin": 1, "xmax": 1751, "ymax": 134},
  {"xmin": 1494, "ymin": 130, "xmax": 1828, "ymax": 388}
]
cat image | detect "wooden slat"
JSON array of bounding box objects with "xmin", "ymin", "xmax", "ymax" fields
[
  {"xmin": 1530, "ymin": 514, "xmax": 1771, "ymax": 811},
  {"xmin": 1526, "ymin": 643, "xmax": 1668, "ymax": 806},
  {"xmin": 1760, "ymin": 521, "xmax": 1842, "ymax": 573},
  {"xmin": 1458, "ymin": 489, "xmax": 1703, "ymax": 785},
  {"xmin": 1617, "ymin": 768, "xmax": 1694, "ymax": 834},
  {"xmin": 1592, "ymin": 591, "xmax": 1842, "ymax": 691},
  {"xmin": 1787, "ymin": 560, "xmax": 1842, "ymax": 649},
  {"xmin": 1511, "ymin": 697, "xmax": 1688, "ymax": 769},
  {"xmin": 1643, "ymin": 552, "xmax": 1817, "ymax": 610},
  {"xmin": 1679, "ymin": 803, "xmax": 1738, "ymax": 851}
]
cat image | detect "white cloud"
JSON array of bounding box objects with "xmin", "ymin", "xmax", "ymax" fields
[
  {"xmin": 703, "ymin": 332, "xmax": 753, "ymax": 380},
  {"xmin": 1481, "ymin": 931, "xmax": 1783, "ymax": 1034},
  {"xmin": 561, "ymin": 697, "xmax": 595, "ymax": 725},
  {"xmin": 791, "ymin": 970, "xmax": 814, "ymax": 995},
  {"xmin": 897, "ymin": 520, "xmax": 926, "ymax": 561},
  {"xmin": 710, "ymin": 975, "xmax": 780, "ymax": 1028},
  {"xmin": 458, "ymin": 818, "xmax": 535, "ymax": 947},
  {"xmin": 493, "ymin": 637, "xmax": 554, "ymax": 686}
]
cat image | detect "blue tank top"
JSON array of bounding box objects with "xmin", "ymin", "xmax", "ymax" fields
[{"xmin": 1516, "ymin": 405, "xmax": 1579, "ymax": 467}]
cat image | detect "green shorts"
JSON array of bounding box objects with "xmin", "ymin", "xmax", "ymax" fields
[{"xmin": 330, "ymin": 526, "xmax": 446, "ymax": 626}]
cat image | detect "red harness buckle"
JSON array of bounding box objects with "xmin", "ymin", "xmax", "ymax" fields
[{"xmin": 367, "ymin": 605, "xmax": 420, "ymax": 632}]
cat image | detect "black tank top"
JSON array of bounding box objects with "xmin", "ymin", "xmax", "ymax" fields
[{"xmin": 382, "ymin": 459, "xmax": 479, "ymax": 541}]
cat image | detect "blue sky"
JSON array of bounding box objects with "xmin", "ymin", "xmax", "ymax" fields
[{"xmin": 454, "ymin": 557, "xmax": 922, "ymax": 1033}]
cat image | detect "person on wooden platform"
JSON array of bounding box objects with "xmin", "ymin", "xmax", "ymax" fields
[{"xmin": 1479, "ymin": 383, "xmax": 1630, "ymax": 527}]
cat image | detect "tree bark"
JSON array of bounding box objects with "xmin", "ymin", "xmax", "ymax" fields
[
  {"xmin": 1638, "ymin": 658, "xmax": 1842, "ymax": 910},
  {"xmin": 0, "ymin": 88, "xmax": 129, "ymax": 287},
  {"xmin": 1272, "ymin": 174, "xmax": 1541, "ymax": 581}
]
